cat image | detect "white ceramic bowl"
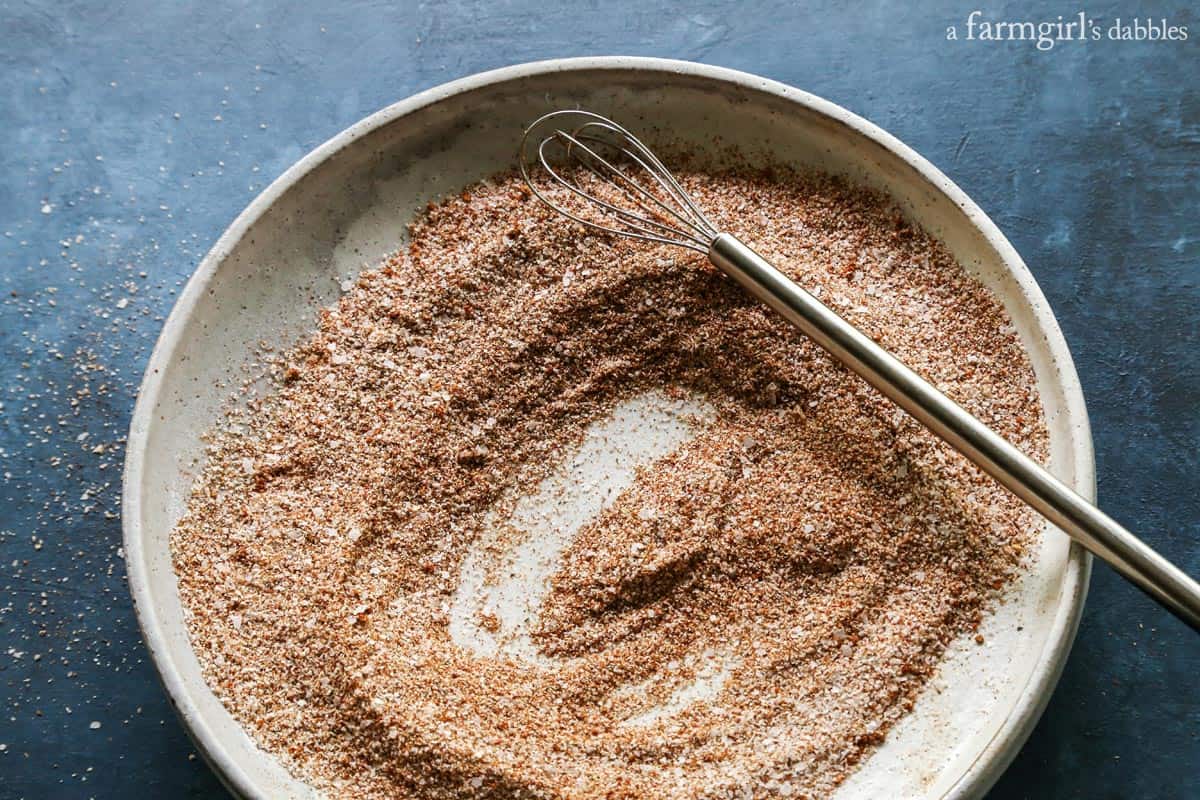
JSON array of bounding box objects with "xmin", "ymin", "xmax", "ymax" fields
[{"xmin": 122, "ymin": 57, "xmax": 1091, "ymax": 799}]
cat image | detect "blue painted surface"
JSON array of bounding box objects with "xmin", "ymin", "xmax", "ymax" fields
[{"xmin": 0, "ymin": 1, "xmax": 1196, "ymax": 797}]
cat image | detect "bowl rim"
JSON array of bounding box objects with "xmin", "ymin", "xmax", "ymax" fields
[{"xmin": 122, "ymin": 56, "xmax": 1092, "ymax": 800}]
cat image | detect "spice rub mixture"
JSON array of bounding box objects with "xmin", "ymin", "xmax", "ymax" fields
[{"xmin": 172, "ymin": 166, "xmax": 1047, "ymax": 799}]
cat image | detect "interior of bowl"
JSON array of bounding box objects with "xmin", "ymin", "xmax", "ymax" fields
[{"xmin": 123, "ymin": 59, "xmax": 1090, "ymax": 800}]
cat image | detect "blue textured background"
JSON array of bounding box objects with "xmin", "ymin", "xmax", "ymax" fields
[{"xmin": 1, "ymin": 1, "xmax": 1196, "ymax": 797}]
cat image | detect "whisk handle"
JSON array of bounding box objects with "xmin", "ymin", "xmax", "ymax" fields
[{"xmin": 709, "ymin": 232, "xmax": 1200, "ymax": 633}]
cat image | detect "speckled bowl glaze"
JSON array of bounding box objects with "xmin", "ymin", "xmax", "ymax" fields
[{"xmin": 122, "ymin": 58, "xmax": 1092, "ymax": 799}]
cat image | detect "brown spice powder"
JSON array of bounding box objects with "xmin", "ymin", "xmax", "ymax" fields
[{"xmin": 171, "ymin": 166, "xmax": 1047, "ymax": 799}]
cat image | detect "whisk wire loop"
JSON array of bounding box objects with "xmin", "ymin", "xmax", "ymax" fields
[{"xmin": 519, "ymin": 111, "xmax": 720, "ymax": 253}]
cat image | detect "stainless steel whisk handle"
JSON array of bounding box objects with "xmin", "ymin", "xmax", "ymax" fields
[{"xmin": 709, "ymin": 233, "xmax": 1200, "ymax": 632}]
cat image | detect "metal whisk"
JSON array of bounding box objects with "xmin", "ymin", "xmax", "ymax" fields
[{"xmin": 519, "ymin": 109, "xmax": 1200, "ymax": 632}]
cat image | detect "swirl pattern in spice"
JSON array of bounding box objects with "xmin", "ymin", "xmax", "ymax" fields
[{"xmin": 172, "ymin": 166, "xmax": 1047, "ymax": 799}]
